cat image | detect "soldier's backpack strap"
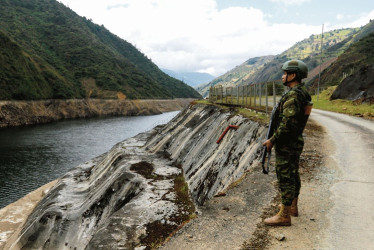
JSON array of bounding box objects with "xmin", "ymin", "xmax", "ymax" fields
[{"xmin": 292, "ymin": 87, "xmax": 313, "ymax": 133}]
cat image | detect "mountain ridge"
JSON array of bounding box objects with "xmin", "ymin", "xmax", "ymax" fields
[
  {"xmin": 0, "ymin": 0, "xmax": 201, "ymax": 100},
  {"xmin": 196, "ymin": 55, "xmax": 275, "ymax": 97},
  {"xmin": 197, "ymin": 22, "xmax": 374, "ymax": 98}
]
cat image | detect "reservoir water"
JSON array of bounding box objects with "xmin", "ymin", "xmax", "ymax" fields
[{"xmin": 0, "ymin": 111, "xmax": 179, "ymax": 209}]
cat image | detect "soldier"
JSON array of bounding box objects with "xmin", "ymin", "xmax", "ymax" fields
[{"xmin": 263, "ymin": 59, "xmax": 312, "ymax": 226}]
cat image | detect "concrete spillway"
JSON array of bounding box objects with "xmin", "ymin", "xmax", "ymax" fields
[{"xmin": 9, "ymin": 103, "xmax": 266, "ymax": 249}]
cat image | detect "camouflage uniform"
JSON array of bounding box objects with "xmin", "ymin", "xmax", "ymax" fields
[{"xmin": 269, "ymin": 83, "xmax": 311, "ymax": 206}]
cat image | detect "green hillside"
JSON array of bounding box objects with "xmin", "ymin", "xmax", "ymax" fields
[
  {"xmin": 315, "ymin": 31, "xmax": 374, "ymax": 102},
  {"xmin": 197, "ymin": 27, "xmax": 360, "ymax": 97},
  {"xmin": 0, "ymin": 30, "xmax": 55, "ymax": 99},
  {"xmin": 248, "ymin": 27, "xmax": 360, "ymax": 85},
  {"xmin": 0, "ymin": 0, "xmax": 201, "ymax": 100},
  {"xmin": 196, "ymin": 55, "xmax": 274, "ymax": 97}
]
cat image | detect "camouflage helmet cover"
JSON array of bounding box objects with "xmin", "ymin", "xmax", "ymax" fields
[{"xmin": 281, "ymin": 59, "xmax": 308, "ymax": 79}]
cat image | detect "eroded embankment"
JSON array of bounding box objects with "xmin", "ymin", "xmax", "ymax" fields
[
  {"xmin": 3, "ymin": 103, "xmax": 268, "ymax": 249},
  {"xmin": 0, "ymin": 98, "xmax": 194, "ymax": 127},
  {"xmin": 146, "ymin": 103, "xmax": 267, "ymax": 205}
]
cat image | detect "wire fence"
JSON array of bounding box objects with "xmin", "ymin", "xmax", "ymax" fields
[{"xmin": 208, "ymin": 81, "xmax": 287, "ymax": 114}]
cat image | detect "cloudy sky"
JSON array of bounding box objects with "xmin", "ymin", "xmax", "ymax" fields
[{"xmin": 58, "ymin": 0, "xmax": 374, "ymax": 76}]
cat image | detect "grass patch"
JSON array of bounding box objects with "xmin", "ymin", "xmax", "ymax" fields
[
  {"xmin": 237, "ymin": 107, "xmax": 269, "ymax": 125},
  {"xmin": 194, "ymin": 99, "xmax": 270, "ymax": 124},
  {"xmin": 312, "ymin": 86, "xmax": 374, "ymax": 119},
  {"xmin": 194, "ymin": 99, "xmax": 210, "ymax": 105}
]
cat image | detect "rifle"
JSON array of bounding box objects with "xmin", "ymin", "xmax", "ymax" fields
[{"xmin": 261, "ymin": 101, "xmax": 280, "ymax": 174}]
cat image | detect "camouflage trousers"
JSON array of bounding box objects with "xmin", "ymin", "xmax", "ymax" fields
[{"xmin": 275, "ymin": 149, "xmax": 302, "ymax": 206}]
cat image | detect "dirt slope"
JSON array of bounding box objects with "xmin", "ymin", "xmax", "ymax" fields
[{"xmin": 0, "ymin": 98, "xmax": 195, "ymax": 127}]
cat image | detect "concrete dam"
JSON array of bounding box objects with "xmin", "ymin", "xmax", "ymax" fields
[{"xmin": 6, "ymin": 103, "xmax": 277, "ymax": 249}]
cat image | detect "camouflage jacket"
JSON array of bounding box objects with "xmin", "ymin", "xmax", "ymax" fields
[{"xmin": 269, "ymin": 83, "xmax": 311, "ymax": 151}]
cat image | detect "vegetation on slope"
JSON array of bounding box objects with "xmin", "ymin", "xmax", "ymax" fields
[
  {"xmin": 314, "ymin": 31, "xmax": 374, "ymax": 103},
  {"xmin": 197, "ymin": 26, "xmax": 361, "ymax": 97},
  {"xmin": 312, "ymin": 87, "xmax": 374, "ymax": 119},
  {"xmin": 0, "ymin": 0, "xmax": 201, "ymax": 100},
  {"xmin": 248, "ymin": 27, "xmax": 360, "ymax": 85},
  {"xmin": 196, "ymin": 55, "xmax": 275, "ymax": 97},
  {"xmin": 0, "ymin": 30, "xmax": 57, "ymax": 99}
]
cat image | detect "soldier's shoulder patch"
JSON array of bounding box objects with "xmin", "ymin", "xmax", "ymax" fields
[
  {"xmin": 283, "ymin": 106, "xmax": 297, "ymax": 117},
  {"xmin": 283, "ymin": 96, "xmax": 298, "ymax": 117}
]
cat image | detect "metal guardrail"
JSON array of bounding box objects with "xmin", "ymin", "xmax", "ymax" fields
[{"xmin": 208, "ymin": 81, "xmax": 287, "ymax": 114}]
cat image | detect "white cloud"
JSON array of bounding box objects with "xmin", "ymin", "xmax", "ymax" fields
[
  {"xmin": 346, "ymin": 10, "xmax": 374, "ymax": 28},
  {"xmin": 269, "ymin": 0, "xmax": 311, "ymax": 5},
  {"xmin": 327, "ymin": 10, "xmax": 374, "ymax": 30},
  {"xmin": 336, "ymin": 14, "xmax": 345, "ymax": 20},
  {"xmin": 59, "ymin": 0, "xmax": 321, "ymax": 76}
]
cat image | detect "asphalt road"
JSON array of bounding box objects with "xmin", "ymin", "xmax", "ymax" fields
[{"xmin": 310, "ymin": 109, "xmax": 374, "ymax": 249}]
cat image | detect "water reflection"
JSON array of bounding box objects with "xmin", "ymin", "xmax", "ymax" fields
[{"xmin": 0, "ymin": 111, "xmax": 178, "ymax": 208}]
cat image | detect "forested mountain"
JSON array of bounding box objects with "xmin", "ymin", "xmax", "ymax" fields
[{"xmin": 0, "ymin": 0, "xmax": 201, "ymax": 100}]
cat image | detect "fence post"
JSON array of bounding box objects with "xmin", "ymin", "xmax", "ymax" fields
[
  {"xmin": 236, "ymin": 86, "xmax": 239, "ymax": 105},
  {"xmin": 221, "ymin": 86, "xmax": 223, "ymax": 103},
  {"xmin": 228, "ymin": 87, "xmax": 231, "ymax": 104},
  {"xmin": 265, "ymin": 82, "xmax": 268, "ymax": 114},
  {"xmin": 273, "ymin": 81, "xmax": 276, "ymax": 108},
  {"xmin": 254, "ymin": 84, "xmax": 257, "ymax": 107},
  {"xmin": 250, "ymin": 85, "xmax": 252, "ymax": 106},
  {"xmin": 248, "ymin": 85, "xmax": 250, "ymax": 106},
  {"xmin": 246, "ymin": 85, "xmax": 249, "ymax": 105},
  {"xmin": 232, "ymin": 87, "xmax": 234, "ymax": 104},
  {"xmin": 216, "ymin": 86, "xmax": 218, "ymax": 103},
  {"xmin": 259, "ymin": 83, "xmax": 262, "ymax": 108},
  {"xmin": 225, "ymin": 87, "xmax": 228, "ymax": 104}
]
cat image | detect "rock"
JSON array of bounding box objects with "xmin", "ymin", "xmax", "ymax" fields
[
  {"xmin": 330, "ymin": 65, "xmax": 374, "ymax": 103},
  {"xmin": 11, "ymin": 104, "xmax": 265, "ymax": 249},
  {"xmin": 214, "ymin": 192, "xmax": 226, "ymax": 197},
  {"xmin": 146, "ymin": 104, "xmax": 264, "ymax": 205},
  {"xmin": 275, "ymin": 234, "xmax": 286, "ymax": 241}
]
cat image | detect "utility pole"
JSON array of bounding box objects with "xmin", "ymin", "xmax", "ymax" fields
[{"xmin": 317, "ymin": 24, "xmax": 324, "ymax": 101}]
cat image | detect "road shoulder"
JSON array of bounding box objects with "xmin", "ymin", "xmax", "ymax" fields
[{"xmin": 243, "ymin": 119, "xmax": 338, "ymax": 249}]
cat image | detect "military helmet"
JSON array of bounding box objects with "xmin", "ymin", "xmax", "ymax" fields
[{"xmin": 281, "ymin": 59, "xmax": 308, "ymax": 79}]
